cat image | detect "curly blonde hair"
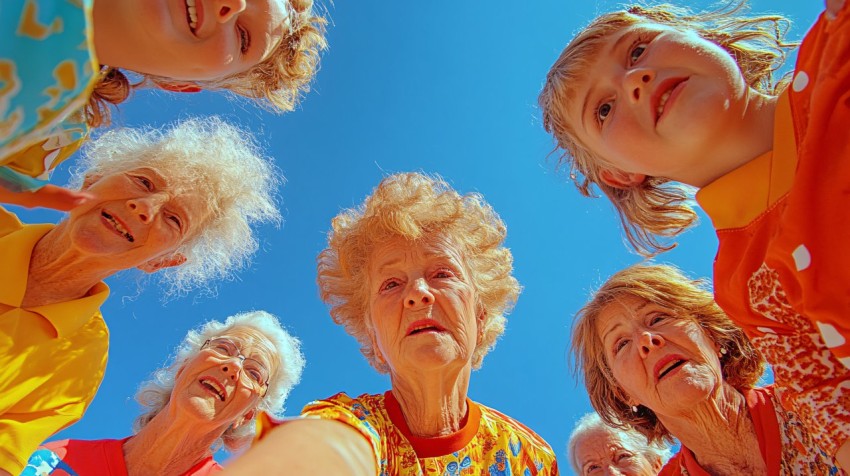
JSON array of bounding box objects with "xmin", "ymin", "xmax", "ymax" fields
[
  {"xmin": 134, "ymin": 311, "xmax": 305, "ymax": 451},
  {"xmin": 86, "ymin": 0, "xmax": 327, "ymax": 126},
  {"xmin": 317, "ymin": 172, "xmax": 521, "ymax": 373},
  {"xmin": 571, "ymin": 263, "xmax": 766, "ymax": 443},
  {"xmin": 71, "ymin": 117, "xmax": 281, "ymax": 296},
  {"xmin": 539, "ymin": 1, "xmax": 796, "ymax": 256}
]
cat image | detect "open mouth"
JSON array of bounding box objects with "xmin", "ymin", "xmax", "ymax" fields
[
  {"xmin": 101, "ymin": 211, "xmax": 134, "ymax": 242},
  {"xmin": 199, "ymin": 377, "xmax": 226, "ymax": 401},
  {"xmin": 185, "ymin": 0, "xmax": 199, "ymax": 34},
  {"xmin": 654, "ymin": 78, "xmax": 687, "ymax": 123},
  {"xmin": 406, "ymin": 320, "xmax": 446, "ymax": 336},
  {"xmin": 657, "ymin": 359, "xmax": 685, "ymax": 380}
]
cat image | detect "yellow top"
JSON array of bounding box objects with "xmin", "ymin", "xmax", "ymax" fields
[{"xmin": 0, "ymin": 206, "xmax": 109, "ymax": 474}]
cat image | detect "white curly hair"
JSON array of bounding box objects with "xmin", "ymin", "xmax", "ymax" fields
[
  {"xmin": 133, "ymin": 311, "xmax": 305, "ymax": 451},
  {"xmin": 567, "ymin": 412, "xmax": 672, "ymax": 474},
  {"xmin": 70, "ymin": 116, "xmax": 282, "ymax": 295}
]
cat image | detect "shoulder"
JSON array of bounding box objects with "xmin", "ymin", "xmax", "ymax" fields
[
  {"xmin": 658, "ymin": 450, "xmax": 687, "ymax": 476},
  {"xmin": 476, "ymin": 402, "xmax": 554, "ymax": 452}
]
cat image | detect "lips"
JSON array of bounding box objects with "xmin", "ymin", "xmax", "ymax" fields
[
  {"xmin": 185, "ymin": 0, "xmax": 202, "ymax": 34},
  {"xmin": 654, "ymin": 354, "xmax": 686, "ymax": 381},
  {"xmin": 101, "ymin": 211, "xmax": 134, "ymax": 242},
  {"xmin": 652, "ymin": 77, "xmax": 687, "ymax": 123},
  {"xmin": 406, "ymin": 319, "xmax": 446, "ymax": 336},
  {"xmin": 199, "ymin": 376, "xmax": 227, "ymax": 401}
]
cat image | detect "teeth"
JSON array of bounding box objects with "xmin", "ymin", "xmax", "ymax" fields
[
  {"xmin": 201, "ymin": 378, "xmax": 225, "ymax": 401},
  {"xmin": 186, "ymin": 0, "xmax": 198, "ymax": 31},
  {"xmin": 657, "ymin": 90, "xmax": 671, "ymax": 118},
  {"xmin": 102, "ymin": 212, "xmax": 134, "ymax": 242}
]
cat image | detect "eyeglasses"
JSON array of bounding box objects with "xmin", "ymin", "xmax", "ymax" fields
[{"xmin": 201, "ymin": 337, "xmax": 270, "ymax": 397}]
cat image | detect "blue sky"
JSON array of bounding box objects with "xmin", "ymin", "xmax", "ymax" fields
[{"xmin": 12, "ymin": 0, "xmax": 820, "ymax": 471}]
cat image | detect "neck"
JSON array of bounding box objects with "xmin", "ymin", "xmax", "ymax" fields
[
  {"xmin": 686, "ymin": 90, "xmax": 778, "ymax": 188},
  {"xmin": 658, "ymin": 384, "xmax": 766, "ymax": 475},
  {"xmin": 123, "ymin": 404, "xmax": 221, "ymax": 476},
  {"xmin": 389, "ymin": 365, "xmax": 472, "ymax": 438},
  {"xmin": 24, "ymin": 224, "xmax": 114, "ymax": 307}
]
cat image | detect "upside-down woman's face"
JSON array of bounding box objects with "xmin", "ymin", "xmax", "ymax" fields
[
  {"xmin": 97, "ymin": 0, "xmax": 289, "ymax": 80},
  {"xmin": 595, "ymin": 295, "xmax": 724, "ymax": 418},
  {"xmin": 574, "ymin": 428, "xmax": 661, "ymax": 476}
]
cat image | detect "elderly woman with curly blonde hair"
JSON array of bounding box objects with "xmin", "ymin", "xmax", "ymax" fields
[
  {"xmin": 572, "ymin": 264, "xmax": 842, "ymax": 475},
  {"xmin": 225, "ymin": 172, "xmax": 559, "ymax": 476},
  {"xmin": 568, "ymin": 412, "xmax": 668, "ymax": 476},
  {"xmin": 24, "ymin": 311, "xmax": 304, "ymax": 476},
  {"xmin": 0, "ymin": 117, "xmax": 280, "ymax": 476}
]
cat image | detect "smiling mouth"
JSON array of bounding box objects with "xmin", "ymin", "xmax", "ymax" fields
[
  {"xmin": 102, "ymin": 211, "xmax": 134, "ymax": 242},
  {"xmin": 657, "ymin": 359, "xmax": 685, "ymax": 380},
  {"xmin": 655, "ymin": 79, "xmax": 687, "ymax": 122},
  {"xmin": 185, "ymin": 0, "xmax": 198, "ymax": 33},
  {"xmin": 199, "ymin": 377, "xmax": 226, "ymax": 401}
]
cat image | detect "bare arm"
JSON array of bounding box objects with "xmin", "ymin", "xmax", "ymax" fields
[
  {"xmin": 0, "ymin": 184, "xmax": 92, "ymax": 211},
  {"xmin": 222, "ymin": 418, "xmax": 377, "ymax": 476}
]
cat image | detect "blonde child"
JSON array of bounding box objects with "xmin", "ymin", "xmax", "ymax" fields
[
  {"xmin": 539, "ymin": 0, "xmax": 850, "ymax": 469},
  {"xmin": 0, "ymin": 0, "xmax": 325, "ymax": 210}
]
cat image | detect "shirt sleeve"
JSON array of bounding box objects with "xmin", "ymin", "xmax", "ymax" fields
[
  {"xmin": 0, "ymin": 400, "xmax": 88, "ymax": 474},
  {"xmin": 301, "ymin": 395, "xmax": 383, "ymax": 471}
]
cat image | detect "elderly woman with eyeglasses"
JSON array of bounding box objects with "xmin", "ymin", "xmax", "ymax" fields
[
  {"xmin": 0, "ymin": 117, "xmax": 280, "ymax": 475},
  {"xmin": 224, "ymin": 172, "xmax": 559, "ymax": 476},
  {"xmin": 23, "ymin": 311, "xmax": 304, "ymax": 476}
]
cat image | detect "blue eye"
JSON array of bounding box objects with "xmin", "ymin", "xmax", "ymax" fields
[{"xmin": 597, "ymin": 102, "xmax": 613, "ymax": 123}]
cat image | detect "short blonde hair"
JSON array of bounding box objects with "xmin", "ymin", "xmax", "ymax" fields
[
  {"xmin": 87, "ymin": 0, "xmax": 327, "ymax": 125},
  {"xmin": 71, "ymin": 117, "xmax": 282, "ymax": 295},
  {"xmin": 134, "ymin": 311, "xmax": 305, "ymax": 451},
  {"xmin": 539, "ymin": 1, "xmax": 796, "ymax": 255},
  {"xmin": 317, "ymin": 172, "xmax": 521, "ymax": 373},
  {"xmin": 571, "ymin": 263, "xmax": 765, "ymax": 443}
]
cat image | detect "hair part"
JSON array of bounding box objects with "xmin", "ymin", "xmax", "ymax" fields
[
  {"xmin": 133, "ymin": 311, "xmax": 305, "ymax": 451},
  {"xmin": 71, "ymin": 116, "xmax": 282, "ymax": 296},
  {"xmin": 317, "ymin": 172, "xmax": 521, "ymax": 373},
  {"xmin": 567, "ymin": 412, "xmax": 671, "ymax": 474},
  {"xmin": 539, "ymin": 1, "xmax": 796, "ymax": 255},
  {"xmin": 571, "ymin": 263, "xmax": 766, "ymax": 443}
]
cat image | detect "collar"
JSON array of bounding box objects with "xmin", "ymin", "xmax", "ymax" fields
[
  {"xmin": 0, "ymin": 220, "xmax": 109, "ymax": 338},
  {"xmin": 384, "ymin": 390, "xmax": 481, "ymax": 458},
  {"xmin": 696, "ymin": 91, "xmax": 797, "ymax": 230}
]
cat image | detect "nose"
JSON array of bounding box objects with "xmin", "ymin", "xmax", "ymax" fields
[
  {"xmin": 404, "ymin": 279, "xmax": 434, "ymax": 309},
  {"xmin": 221, "ymin": 358, "xmax": 244, "ymax": 382},
  {"xmin": 624, "ymin": 67, "xmax": 655, "ymax": 102},
  {"xmin": 214, "ymin": 0, "xmax": 247, "ymax": 23},
  {"xmin": 126, "ymin": 194, "xmax": 166, "ymax": 224},
  {"xmin": 604, "ymin": 467, "xmax": 625, "ymax": 476},
  {"xmin": 638, "ymin": 331, "xmax": 665, "ymax": 358}
]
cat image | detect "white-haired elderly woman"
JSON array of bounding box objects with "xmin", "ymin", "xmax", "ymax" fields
[
  {"xmin": 224, "ymin": 172, "xmax": 559, "ymax": 476},
  {"xmin": 23, "ymin": 311, "xmax": 305, "ymax": 475},
  {"xmin": 0, "ymin": 117, "xmax": 280, "ymax": 476},
  {"xmin": 568, "ymin": 412, "xmax": 668, "ymax": 476}
]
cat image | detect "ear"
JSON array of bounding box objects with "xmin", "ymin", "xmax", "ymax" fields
[
  {"xmin": 137, "ymin": 253, "xmax": 187, "ymax": 273},
  {"xmin": 599, "ymin": 168, "xmax": 646, "ymax": 189},
  {"xmin": 156, "ymin": 82, "xmax": 202, "ymax": 93}
]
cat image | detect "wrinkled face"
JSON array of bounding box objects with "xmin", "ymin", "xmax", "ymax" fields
[
  {"xmin": 596, "ymin": 295, "xmax": 723, "ymax": 417},
  {"xmin": 566, "ymin": 20, "xmax": 749, "ymax": 185},
  {"xmin": 66, "ymin": 167, "xmax": 211, "ymax": 272},
  {"xmin": 574, "ymin": 429, "xmax": 661, "ymax": 476},
  {"xmin": 111, "ymin": 0, "xmax": 289, "ymax": 80},
  {"xmin": 367, "ymin": 237, "xmax": 480, "ymax": 376},
  {"xmin": 173, "ymin": 326, "xmax": 276, "ymax": 429}
]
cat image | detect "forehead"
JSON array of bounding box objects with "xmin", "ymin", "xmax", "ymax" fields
[
  {"xmin": 369, "ymin": 236, "xmax": 465, "ymax": 271},
  {"xmin": 574, "ymin": 428, "xmax": 627, "ymax": 459},
  {"xmin": 220, "ymin": 326, "xmax": 276, "ymax": 364},
  {"xmin": 256, "ymin": 0, "xmax": 291, "ymax": 60},
  {"xmin": 596, "ymin": 295, "xmax": 650, "ymax": 333}
]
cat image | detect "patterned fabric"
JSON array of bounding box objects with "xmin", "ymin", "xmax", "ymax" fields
[
  {"xmin": 292, "ymin": 391, "xmax": 559, "ymax": 476},
  {"xmin": 0, "ymin": 206, "xmax": 110, "ymax": 474},
  {"xmin": 695, "ymin": 2, "xmax": 850, "ymax": 457},
  {"xmin": 22, "ymin": 438, "xmax": 222, "ymax": 476},
  {"xmin": 659, "ymin": 387, "xmax": 842, "ymax": 475},
  {"xmin": 0, "ymin": 0, "xmax": 97, "ymax": 191}
]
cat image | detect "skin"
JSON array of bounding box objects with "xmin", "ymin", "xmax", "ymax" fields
[
  {"xmin": 566, "ymin": 21, "xmax": 776, "ymax": 189},
  {"xmin": 596, "ymin": 296, "xmax": 766, "ymax": 475},
  {"xmin": 223, "ymin": 236, "xmax": 485, "ymax": 476},
  {"xmin": 573, "ymin": 428, "xmax": 662, "ymax": 476},
  {"xmin": 122, "ymin": 326, "xmax": 275, "ymax": 476},
  {"xmin": 92, "ymin": 0, "xmax": 289, "ymax": 81},
  {"xmin": 23, "ymin": 166, "xmax": 211, "ymax": 307}
]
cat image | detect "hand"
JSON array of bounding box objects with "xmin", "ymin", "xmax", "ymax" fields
[
  {"xmin": 0, "ymin": 184, "xmax": 94, "ymax": 211},
  {"xmin": 826, "ymin": 0, "xmax": 845, "ymax": 20}
]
